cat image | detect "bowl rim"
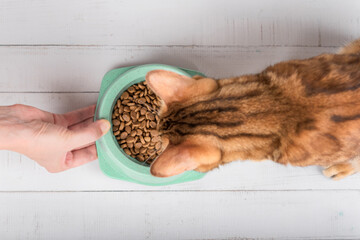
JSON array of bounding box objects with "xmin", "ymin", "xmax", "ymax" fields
[{"xmin": 95, "ymin": 64, "xmax": 206, "ymax": 185}]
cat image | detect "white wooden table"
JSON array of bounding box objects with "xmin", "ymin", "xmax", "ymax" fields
[{"xmin": 1, "ymin": 0, "xmax": 360, "ymax": 239}]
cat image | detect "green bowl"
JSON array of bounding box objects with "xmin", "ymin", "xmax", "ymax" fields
[{"xmin": 94, "ymin": 64, "xmax": 206, "ymax": 186}]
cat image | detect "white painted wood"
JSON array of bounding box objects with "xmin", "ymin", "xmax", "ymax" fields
[
  {"xmin": 1, "ymin": 0, "xmax": 359, "ymax": 46},
  {"xmin": 0, "ymin": 191, "xmax": 359, "ymax": 239},
  {"xmin": 1, "ymin": 1, "xmax": 360, "ymax": 239},
  {"xmin": 0, "ymin": 46, "xmax": 338, "ymax": 92},
  {"xmin": 2, "ymin": 150, "xmax": 360, "ymax": 191},
  {"xmin": 0, "ymin": 92, "xmax": 360, "ymax": 191}
]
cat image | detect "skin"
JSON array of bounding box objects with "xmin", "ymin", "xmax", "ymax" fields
[{"xmin": 0, "ymin": 104, "xmax": 110, "ymax": 172}]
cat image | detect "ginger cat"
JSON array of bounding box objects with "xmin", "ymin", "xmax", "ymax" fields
[{"xmin": 145, "ymin": 39, "xmax": 360, "ymax": 180}]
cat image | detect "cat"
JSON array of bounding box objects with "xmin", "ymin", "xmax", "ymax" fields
[{"xmin": 145, "ymin": 38, "xmax": 360, "ymax": 180}]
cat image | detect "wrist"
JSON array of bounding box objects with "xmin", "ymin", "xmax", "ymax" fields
[
  {"xmin": 0, "ymin": 124, "xmax": 17, "ymax": 151},
  {"xmin": 0, "ymin": 106, "xmax": 22, "ymax": 151}
]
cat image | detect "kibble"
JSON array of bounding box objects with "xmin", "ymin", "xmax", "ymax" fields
[{"xmin": 112, "ymin": 81, "xmax": 163, "ymax": 165}]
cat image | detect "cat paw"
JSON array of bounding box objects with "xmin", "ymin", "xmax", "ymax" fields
[{"xmin": 322, "ymin": 163, "xmax": 355, "ymax": 180}]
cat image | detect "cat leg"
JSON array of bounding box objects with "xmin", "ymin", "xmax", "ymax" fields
[
  {"xmin": 338, "ymin": 39, "xmax": 360, "ymax": 54},
  {"xmin": 322, "ymin": 157, "xmax": 360, "ymax": 180}
]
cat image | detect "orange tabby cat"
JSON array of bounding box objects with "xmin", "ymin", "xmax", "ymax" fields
[{"xmin": 145, "ymin": 39, "xmax": 360, "ymax": 180}]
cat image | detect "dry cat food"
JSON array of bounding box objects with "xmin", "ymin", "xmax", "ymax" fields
[{"xmin": 112, "ymin": 81, "xmax": 162, "ymax": 165}]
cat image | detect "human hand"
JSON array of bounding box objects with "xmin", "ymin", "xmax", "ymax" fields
[{"xmin": 0, "ymin": 104, "xmax": 110, "ymax": 172}]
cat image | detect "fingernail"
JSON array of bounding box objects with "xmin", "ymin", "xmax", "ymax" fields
[{"xmin": 99, "ymin": 119, "xmax": 111, "ymax": 134}]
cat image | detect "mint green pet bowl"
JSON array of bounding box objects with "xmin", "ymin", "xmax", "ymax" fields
[{"xmin": 95, "ymin": 64, "xmax": 206, "ymax": 186}]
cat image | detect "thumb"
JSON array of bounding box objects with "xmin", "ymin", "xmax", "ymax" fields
[{"xmin": 68, "ymin": 119, "xmax": 111, "ymax": 149}]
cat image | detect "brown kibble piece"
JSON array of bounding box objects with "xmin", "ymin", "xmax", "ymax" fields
[
  {"xmin": 147, "ymin": 149, "xmax": 156, "ymax": 155},
  {"xmin": 149, "ymin": 121, "xmax": 157, "ymax": 128},
  {"xmin": 119, "ymin": 105, "xmax": 124, "ymax": 113},
  {"xmin": 120, "ymin": 132, "xmax": 128, "ymax": 139},
  {"xmin": 128, "ymin": 86, "xmax": 135, "ymax": 93},
  {"xmin": 132, "ymin": 121, "xmax": 140, "ymax": 127},
  {"xmin": 145, "ymin": 112, "xmax": 152, "ymax": 120},
  {"xmin": 125, "ymin": 126, "xmax": 131, "ymax": 134},
  {"xmin": 155, "ymin": 142, "xmax": 161, "ymax": 150},
  {"xmin": 140, "ymin": 135, "xmax": 146, "ymax": 144},
  {"xmin": 140, "ymin": 108, "xmax": 147, "ymax": 115},
  {"xmin": 112, "ymin": 81, "xmax": 162, "ymax": 164},
  {"xmin": 130, "ymin": 111, "xmax": 137, "ymax": 120},
  {"xmin": 119, "ymin": 122, "xmax": 125, "ymax": 131},
  {"xmin": 122, "ymin": 91, "xmax": 129, "ymax": 99},
  {"xmin": 124, "ymin": 148, "xmax": 131, "ymax": 155},
  {"xmin": 138, "ymin": 98, "xmax": 146, "ymax": 104},
  {"xmin": 113, "ymin": 119, "xmax": 120, "ymax": 126},
  {"xmin": 123, "ymin": 113, "xmax": 130, "ymax": 122}
]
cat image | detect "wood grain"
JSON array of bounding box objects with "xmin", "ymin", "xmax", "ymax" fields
[
  {"xmin": 0, "ymin": 46, "xmax": 337, "ymax": 92},
  {"xmin": 1, "ymin": 0, "xmax": 360, "ymax": 239},
  {"xmin": 1, "ymin": 0, "xmax": 359, "ymax": 46},
  {"xmin": 0, "ymin": 191, "xmax": 358, "ymax": 239}
]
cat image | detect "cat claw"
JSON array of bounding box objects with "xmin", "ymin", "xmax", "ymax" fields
[{"xmin": 322, "ymin": 163, "xmax": 355, "ymax": 180}]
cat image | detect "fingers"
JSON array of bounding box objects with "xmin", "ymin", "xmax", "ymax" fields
[
  {"xmin": 68, "ymin": 117, "xmax": 97, "ymax": 149},
  {"xmin": 68, "ymin": 119, "xmax": 110, "ymax": 149},
  {"xmin": 62, "ymin": 104, "xmax": 97, "ymax": 126},
  {"xmin": 68, "ymin": 117, "xmax": 94, "ymax": 131},
  {"xmin": 65, "ymin": 144, "xmax": 98, "ymax": 169}
]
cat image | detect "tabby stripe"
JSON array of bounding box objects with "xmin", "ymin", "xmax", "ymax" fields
[
  {"xmin": 178, "ymin": 107, "xmax": 238, "ymax": 120},
  {"xmin": 175, "ymin": 129, "xmax": 274, "ymax": 140},
  {"xmin": 295, "ymin": 118, "xmax": 316, "ymax": 134},
  {"xmin": 305, "ymin": 82, "xmax": 360, "ymax": 96},
  {"xmin": 322, "ymin": 133, "xmax": 341, "ymax": 151},
  {"xmin": 247, "ymin": 109, "xmax": 289, "ymax": 117},
  {"xmin": 172, "ymin": 120, "xmax": 244, "ymax": 128},
  {"xmin": 331, "ymin": 114, "xmax": 360, "ymax": 122},
  {"xmin": 174, "ymin": 90, "xmax": 263, "ymax": 117},
  {"xmin": 323, "ymin": 133, "xmax": 339, "ymax": 142}
]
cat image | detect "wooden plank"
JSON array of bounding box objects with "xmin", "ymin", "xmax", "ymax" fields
[
  {"xmin": 0, "ymin": 93, "xmax": 360, "ymax": 191},
  {"xmin": 0, "ymin": 191, "xmax": 358, "ymax": 239},
  {"xmin": 1, "ymin": 0, "xmax": 359, "ymax": 46},
  {"xmin": 2, "ymin": 150, "xmax": 360, "ymax": 191},
  {"xmin": 0, "ymin": 46, "xmax": 337, "ymax": 92}
]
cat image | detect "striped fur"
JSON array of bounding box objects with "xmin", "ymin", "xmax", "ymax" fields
[{"xmin": 146, "ymin": 39, "xmax": 360, "ymax": 180}]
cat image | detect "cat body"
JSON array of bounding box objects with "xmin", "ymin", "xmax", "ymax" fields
[{"xmin": 146, "ymin": 39, "xmax": 360, "ymax": 180}]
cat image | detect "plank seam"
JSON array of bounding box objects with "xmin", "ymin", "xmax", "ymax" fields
[
  {"xmin": 0, "ymin": 44, "xmax": 341, "ymax": 48},
  {"xmin": 0, "ymin": 189, "xmax": 358, "ymax": 193}
]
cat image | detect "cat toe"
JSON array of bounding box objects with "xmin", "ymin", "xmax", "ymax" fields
[{"xmin": 322, "ymin": 163, "xmax": 355, "ymax": 180}]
